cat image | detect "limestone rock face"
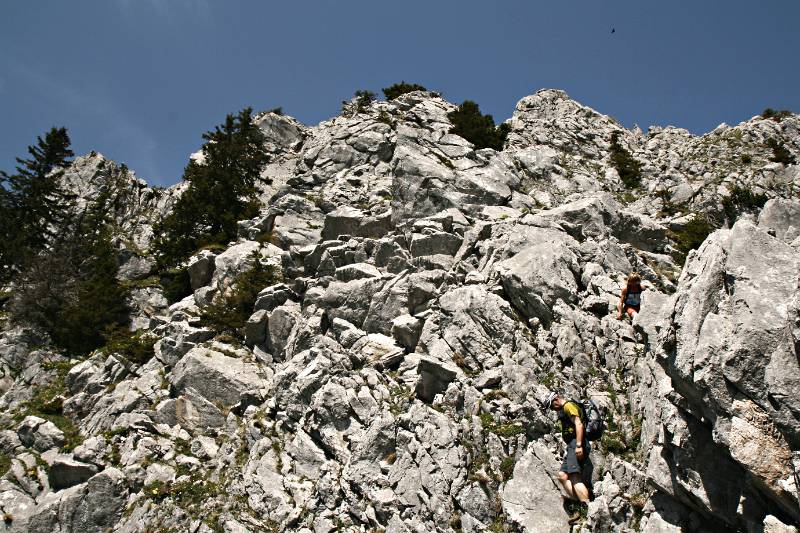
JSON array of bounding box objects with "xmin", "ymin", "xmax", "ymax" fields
[
  {"xmin": 171, "ymin": 347, "xmax": 270, "ymax": 408},
  {"xmin": 502, "ymin": 443, "xmax": 570, "ymax": 532},
  {"xmin": 2, "ymin": 88, "xmax": 800, "ymax": 532},
  {"xmin": 649, "ymin": 218, "xmax": 800, "ymax": 525}
]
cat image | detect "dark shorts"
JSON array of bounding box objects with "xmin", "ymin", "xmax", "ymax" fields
[{"xmin": 560, "ymin": 438, "xmax": 591, "ymax": 475}]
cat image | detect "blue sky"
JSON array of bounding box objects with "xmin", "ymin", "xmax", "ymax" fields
[{"xmin": 1, "ymin": 1, "xmax": 798, "ymax": 186}]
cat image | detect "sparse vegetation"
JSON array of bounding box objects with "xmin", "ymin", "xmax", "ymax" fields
[
  {"xmin": 448, "ymin": 100, "xmax": 511, "ymax": 151},
  {"xmin": 0, "ymin": 452, "xmax": 10, "ymax": 477},
  {"xmin": 201, "ymin": 251, "xmax": 282, "ymax": 338},
  {"xmin": 609, "ymin": 131, "xmax": 643, "ymax": 189},
  {"xmin": 19, "ymin": 363, "xmax": 83, "ymax": 452},
  {"xmin": 161, "ymin": 267, "xmax": 192, "ymax": 304},
  {"xmin": 382, "ymin": 81, "xmax": 427, "ymax": 101},
  {"xmin": 103, "ymin": 328, "xmax": 157, "ymax": 366},
  {"xmin": 342, "ymin": 90, "xmax": 376, "ymax": 116},
  {"xmin": 767, "ymin": 137, "xmax": 797, "ymax": 165},
  {"xmin": 761, "ymin": 108, "xmax": 793, "ymax": 122},
  {"xmin": 499, "ymin": 456, "xmax": 516, "ymax": 481},
  {"xmin": 721, "ymin": 185, "xmax": 767, "ymax": 224},
  {"xmin": 479, "ymin": 413, "xmax": 525, "ymax": 438},
  {"xmin": 670, "ymin": 215, "xmax": 716, "ymax": 263}
]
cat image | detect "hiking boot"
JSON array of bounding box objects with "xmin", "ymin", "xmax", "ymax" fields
[{"xmin": 567, "ymin": 502, "xmax": 588, "ymax": 525}]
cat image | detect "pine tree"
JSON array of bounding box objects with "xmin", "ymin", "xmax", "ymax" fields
[
  {"xmin": 10, "ymin": 186, "xmax": 130, "ymax": 355},
  {"xmin": 448, "ymin": 101, "xmax": 510, "ymax": 151},
  {"xmin": 153, "ymin": 108, "xmax": 269, "ymax": 268},
  {"xmin": 0, "ymin": 127, "xmax": 74, "ymax": 276}
]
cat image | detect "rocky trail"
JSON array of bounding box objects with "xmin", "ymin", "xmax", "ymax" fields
[{"xmin": 0, "ymin": 89, "xmax": 798, "ymax": 532}]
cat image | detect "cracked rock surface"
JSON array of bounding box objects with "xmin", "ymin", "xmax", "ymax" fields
[{"xmin": 0, "ymin": 89, "xmax": 799, "ymax": 532}]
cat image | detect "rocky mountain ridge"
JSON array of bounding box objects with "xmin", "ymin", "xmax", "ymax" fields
[{"xmin": 0, "ymin": 88, "xmax": 798, "ymax": 532}]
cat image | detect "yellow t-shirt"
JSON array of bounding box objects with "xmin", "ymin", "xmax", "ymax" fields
[{"xmin": 560, "ymin": 401, "xmax": 582, "ymax": 440}]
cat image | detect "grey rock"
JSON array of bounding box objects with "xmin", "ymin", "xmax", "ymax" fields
[
  {"xmin": 759, "ymin": 198, "xmax": 800, "ymax": 243},
  {"xmin": 245, "ymin": 309, "xmax": 269, "ymax": 348},
  {"xmin": 496, "ymin": 232, "xmax": 579, "ymax": 324},
  {"xmin": 415, "ymin": 356, "xmax": 459, "ymax": 402},
  {"xmin": 254, "ymin": 283, "xmax": 294, "ymax": 312},
  {"xmin": 409, "ymin": 231, "xmax": 463, "ymax": 257},
  {"xmin": 502, "ymin": 443, "xmax": 570, "ymax": 533},
  {"xmin": 266, "ymin": 303, "xmax": 300, "ymax": 360},
  {"xmin": 335, "ymin": 262, "xmax": 381, "ymax": 282},
  {"xmin": 171, "ymin": 347, "xmax": 270, "ymax": 407},
  {"xmin": 391, "ymin": 314, "xmax": 423, "ymax": 352},
  {"xmin": 17, "ymin": 416, "xmax": 65, "ymax": 452},
  {"xmin": 48, "ymin": 455, "xmax": 99, "ymax": 491},
  {"xmin": 322, "ymin": 206, "xmax": 393, "ymax": 240},
  {"xmin": 187, "ymin": 250, "xmax": 217, "ymax": 290}
]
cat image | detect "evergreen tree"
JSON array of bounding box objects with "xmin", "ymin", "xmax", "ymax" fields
[
  {"xmin": 10, "ymin": 186, "xmax": 130, "ymax": 355},
  {"xmin": 609, "ymin": 132, "xmax": 643, "ymax": 189},
  {"xmin": 382, "ymin": 82, "xmax": 427, "ymax": 101},
  {"xmin": 0, "ymin": 127, "xmax": 74, "ymax": 276},
  {"xmin": 448, "ymin": 101, "xmax": 510, "ymax": 151},
  {"xmin": 153, "ymin": 108, "xmax": 269, "ymax": 268}
]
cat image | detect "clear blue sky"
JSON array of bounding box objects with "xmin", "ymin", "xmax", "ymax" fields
[{"xmin": 1, "ymin": 1, "xmax": 798, "ymax": 186}]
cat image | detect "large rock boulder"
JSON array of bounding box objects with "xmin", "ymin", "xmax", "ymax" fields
[
  {"xmin": 171, "ymin": 347, "xmax": 270, "ymax": 407},
  {"xmin": 17, "ymin": 416, "xmax": 65, "ymax": 452},
  {"xmin": 653, "ymin": 218, "xmax": 800, "ymax": 524},
  {"xmin": 502, "ymin": 443, "xmax": 571, "ymax": 532},
  {"xmin": 496, "ymin": 234, "xmax": 579, "ymax": 325}
]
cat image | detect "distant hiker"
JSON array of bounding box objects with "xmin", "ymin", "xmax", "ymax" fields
[
  {"xmin": 617, "ymin": 272, "xmax": 643, "ymax": 320},
  {"xmin": 542, "ymin": 391, "xmax": 593, "ymax": 517}
]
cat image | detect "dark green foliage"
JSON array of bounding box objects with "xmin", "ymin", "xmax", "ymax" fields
[
  {"xmin": 103, "ymin": 328, "xmax": 156, "ymax": 366},
  {"xmin": 721, "ymin": 185, "xmax": 768, "ymax": 224},
  {"xmin": 499, "ymin": 456, "xmax": 516, "ymax": 481},
  {"xmin": 201, "ymin": 251, "xmax": 281, "ymax": 337},
  {"xmin": 448, "ymin": 100, "xmax": 510, "ymax": 151},
  {"xmin": 609, "ymin": 132, "xmax": 643, "ymax": 189},
  {"xmin": 761, "ymin": 108, "xmax": 793, "ymax": 122},
  {"xmin": 670, "ymin": 215, "xmax": 716, "ymax": 263},
  {"xmin": 655, "ymin": 188, "xmax": 679, "ymax": 216},
  {"xmin": 10, "ymin": 190, "xmax": 130, "ymax": 356},
  {"xmin": 350, "ymin": 90, "xmax": 376, "ymax": 114},
  {"xmin": 767, "ymin": 137, "xmax": 797, "ymax": 165},
  {"xmin": 0, "ymin": 452, "xmax": 9, "ymax": 477},
  {"xmin": 740, "ymin": 154, "xmax": 752, "ymax": 164},
  {"xmin": 160, "ymin": 267, "xmax": 192, "ymax": 304},
  {"xmin": 152, "ymin": 108, "xmax": 269, "ymax": 268},
  {"xmin": 382, "ymin": 81, "xmax": 427, "ymax": 101},
  {"xmin": 0, "ymin": 127, "xmax": 74, "ymax": 277}
]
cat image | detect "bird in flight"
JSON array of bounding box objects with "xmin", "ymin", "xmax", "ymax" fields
[{"xmin": 611, "ymin": 28, "xmax": 616, "ymax": 34}]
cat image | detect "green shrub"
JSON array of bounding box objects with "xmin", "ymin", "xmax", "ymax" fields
[
  {"xmin": 10, "ymin": 206, "xmax": 130, "ymax": 357},
  {"xmin": 767, "ymin": 137, "xmax": 797, "ymax": 165},
  {"xmin": 721, "ymin": 185, "xmax": 768, "ymax": 224},
  {"xmin": 0, "ymin": 452, "xmax": 10, "ymax": 477},
  {"xmin": 448, "ymin": 101, "xmax": 511, "ymax": 151},
  {"xmin": 740, "ymin": 154, "xmax": 752, "ymax": 164},
  {"xmin": 103, "ymin": 328, "xmax": 157, "ymax": 366},
  {"xmin": 20, "ymin": 366, "xmax": 83, "ymax": 451},
  {"xmin": 161, "ymin": 267, "xmax": 192, "ymax": 304},
  {"xmin": 382, "ymin": 81, "xmax": 427, "ymax": 101},
  {"xmin": 671, "ymin": 215, "xmax": 717, "ymax": 262},
  {"xmin": 609, "ymin": 132, "xmax": 643, "ymax": 189},
  {"xmin": 201, "ymin": 252, "xmax": 281, "ymax": 337},
  {"xmin": 761, "ymin": 108, "xmax": 793, "ymax": 122},
  {"xmin": 499, "ymin": 456, "xmax": 516, "ymax": 481}
]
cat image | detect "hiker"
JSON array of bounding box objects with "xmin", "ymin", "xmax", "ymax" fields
[
  {"xmin": 617, "ymin": 272, "xmax": 643, "ymax": 320},
  {"xmin": 543, "ymin": 391, "xmax": 593, "ymax": 508}
]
